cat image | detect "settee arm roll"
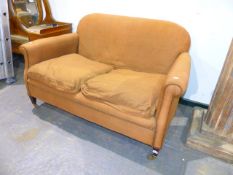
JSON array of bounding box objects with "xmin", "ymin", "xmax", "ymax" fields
[
  {"xmin": 20, "ymin": 33, "xmax": 79, "ymax": 68},
  {"xmin": 164, "ymin": 52, "xmax": 191, "ymax": 96},
  {"xmin": 153, "ymin": 53, "xmax": 191, "ymax": 149}
]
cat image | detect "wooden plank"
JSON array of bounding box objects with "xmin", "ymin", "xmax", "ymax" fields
[{"xmin": 204, "ymin": 39, "xmax": 233, "ymax": 139}]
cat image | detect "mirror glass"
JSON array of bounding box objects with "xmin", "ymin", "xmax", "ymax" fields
[{"xmin": 12, "ymin": 0, "xmax": 39, "ymax": 27}]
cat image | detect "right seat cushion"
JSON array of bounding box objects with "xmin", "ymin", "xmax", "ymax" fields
[
  {"xmin": 27, "ymin": 54, "xmax": 113, "ymax": 93},
  {"xmin": 81, "ymin": 69, "xmax": 166, "ymax": 118}
]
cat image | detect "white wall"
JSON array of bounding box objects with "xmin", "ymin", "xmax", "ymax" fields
[{"xmin": 49, "ymin": 0, "xmax": 233, "ymax": 105}]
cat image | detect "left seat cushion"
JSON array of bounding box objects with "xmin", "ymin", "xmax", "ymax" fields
[{"xmin": 27, "ymin": 54, "xmax": 113, "ymax": 93}]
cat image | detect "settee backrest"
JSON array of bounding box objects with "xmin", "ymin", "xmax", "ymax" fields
[{"xmin": 77, "ymin": 13, "xmax": 190, "ymax": 74}]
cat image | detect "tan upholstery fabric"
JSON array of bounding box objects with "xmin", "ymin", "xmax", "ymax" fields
[
  {"xmin": 28, "ymin": 79, "xmax": 155, "ymax": 129},
  {"xmin": 28, "ymin": 54, "xmax": 113, "ymax": 93},
  {"xmin": 78, "ymin": 13, "xmax": 190, "ymax": 74},
  {"xmin": 20, "ymin": 33, "xmax": 79, "ymax": 68},
  {"xmin": 82, "ymin": 69, "xmax": 165, "ymax": 118},
  {"xmin": 165, "ymin": 52, "xmax": 191, "ymax": 95},
  {"xmin": 75, "ymin": 93, "xmax": 155, "ymax": 129},
  {"xmin": 27, "ymin": 80, "xmax": 155, "ymax": 145},
  {"xmin": 20, "ymin": 13, "xmax": 191, "ymax": 149}
]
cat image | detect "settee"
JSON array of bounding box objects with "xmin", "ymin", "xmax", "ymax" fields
[{"xmin": 20, "ymin": 13, "xmax": 191, "ymax": 158}]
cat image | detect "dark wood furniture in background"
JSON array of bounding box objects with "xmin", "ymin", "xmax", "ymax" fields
[{"xmin": 8, "ymin": 0, "xmax": 72, "ymax": 53}]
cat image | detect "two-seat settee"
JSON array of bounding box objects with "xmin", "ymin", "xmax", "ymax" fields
[{"xmin": 20, "ymin": 13, "xmax": 191, "ymax": 157}]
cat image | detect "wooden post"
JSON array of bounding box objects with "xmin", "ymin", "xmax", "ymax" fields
[
  {"xmin": 186, "ymin": 39, "xmax": 233, "ymax": 163},
  {"xmin": 204, "ymin": 41, "xmax": 233, "ymax": 141}
]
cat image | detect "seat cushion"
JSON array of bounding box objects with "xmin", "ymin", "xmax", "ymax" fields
[
  {"xmin": 81, "ymin": 69, "xmax": 166, "ymax": 118},
  {"xmin": 28, "ymin": 54, "xmax": 113, "ymax": 93}
]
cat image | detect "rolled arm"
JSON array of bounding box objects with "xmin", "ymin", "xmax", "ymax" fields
[
  {"xmin": 164, "ymin": 52, "xmax": 191, "ymax": 96},
  {"xmin": 20, "ymin": 33, "xmax": 79, "ymax": 68},
  {"xmin": 153, "ymin": 53, "xmax": 191, "ymax": 148}
]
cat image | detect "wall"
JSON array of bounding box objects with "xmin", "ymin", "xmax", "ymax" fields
[{"xmin": 49, "ymin": 0, "xmax": 233, "ymax": 105}]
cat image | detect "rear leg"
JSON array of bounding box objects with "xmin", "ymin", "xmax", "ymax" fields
[{"xmin": 29, "ymin": 96, "xmax": 37, "ymax": 107}]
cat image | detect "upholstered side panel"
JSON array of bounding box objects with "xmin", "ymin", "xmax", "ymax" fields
[{"xmin": 77, "ymin": 13, "xmax": 190, "ymax": 74}]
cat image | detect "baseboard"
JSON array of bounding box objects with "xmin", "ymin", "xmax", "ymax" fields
[{"xmin": 179, "ymin": 98, "xmax": 208, "ymax": 109}]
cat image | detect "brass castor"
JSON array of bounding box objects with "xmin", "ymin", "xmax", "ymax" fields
[{"xmin": 147, "ymin": 148, "xmax": 160, "ymax": 160}]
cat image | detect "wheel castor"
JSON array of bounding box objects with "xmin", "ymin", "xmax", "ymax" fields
[{"xmin": 147, "ymin": 148, "xmax": 160, "ymax": 160}]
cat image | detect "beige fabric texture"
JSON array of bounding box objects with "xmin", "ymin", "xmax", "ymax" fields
[
  {"xmin": 28, "ymin": 53, "xmax": 113, "ymax": 93},
  {"xmin": 78, "ymin": 13, "xmax": 190, "ymax": 74},
  {"xmin": 20, "ymin": 33, "xmax": 79, "ymax": 67},
  {"xmin": 81, "ymin": 69, "xmax": 166, "ymax": 118},
  {"xmin": 165, "ymin": 52, "xmax": 191, "ymax": 95},
  {"xmin": 20, "ymin": 13, "xmax": 191, "ymax": 149}
]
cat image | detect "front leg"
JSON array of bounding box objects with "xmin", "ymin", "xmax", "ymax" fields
[{"xmin": 147, "ymin": 147, "xmax": 160, "ymax": 160}]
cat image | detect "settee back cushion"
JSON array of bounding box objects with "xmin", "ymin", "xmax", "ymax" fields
[{"xmin": 77, "ymin": 13, "xmax": 190, "ymax": 74}]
